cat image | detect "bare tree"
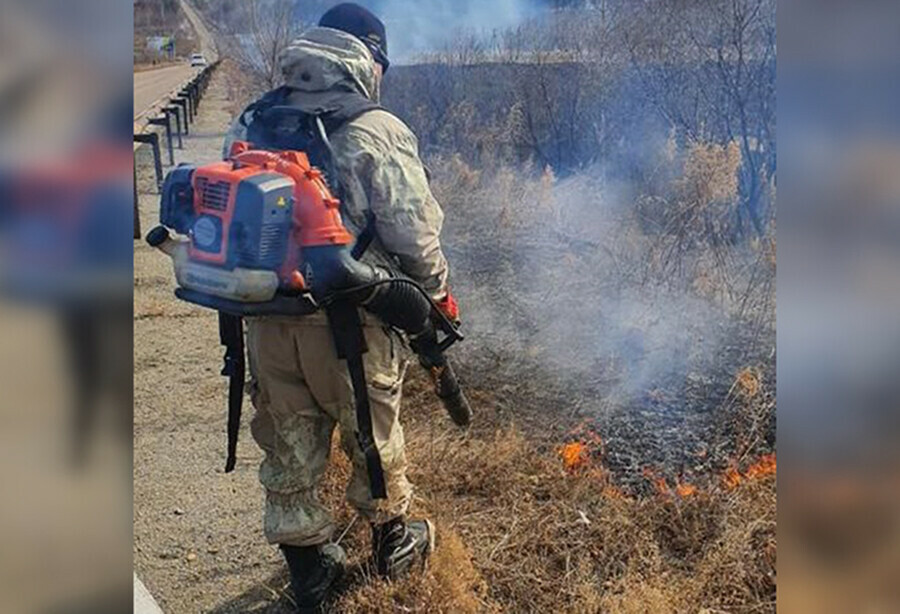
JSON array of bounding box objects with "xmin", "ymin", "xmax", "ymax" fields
[
  {"xmin": 624, "ymin": 0, "xmax": 776, "ymax": 238},
  {"xmin": 702, "ymin": 0, "xmax": 776, "ymax": 237},
  {"xmin": 221, "ymin": 0, "xmax": 304, "ymax": 90},
  {"xmin": 502, "ymin": 7, "xmax": 625, "ymax": 172}
]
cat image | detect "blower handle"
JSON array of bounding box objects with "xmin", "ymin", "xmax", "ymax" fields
[
  {"xmin": 433, "ymin": 308, "xmax": 464, "ymax": 352},
  {"xmin": 338, "ymin": 249, "xmax": 471, "ymax": 426}
]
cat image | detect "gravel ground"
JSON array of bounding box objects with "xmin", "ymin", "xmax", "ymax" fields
[{"xmin": 133, "ymin": 66, "xmax": 293, "ymax": 613}]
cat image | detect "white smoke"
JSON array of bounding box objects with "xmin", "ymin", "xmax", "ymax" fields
[
  {"xmin": 450, "ymin": 166, "xmax": 752, "ymax": 414},
  {"xmin": 371, "ymin": 0, "xmax": 543, "ymax": 62}
]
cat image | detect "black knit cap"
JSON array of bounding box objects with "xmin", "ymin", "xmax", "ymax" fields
[{"xmin": 319, "ymin": 3, "xmax": 389, "ymax": 72}]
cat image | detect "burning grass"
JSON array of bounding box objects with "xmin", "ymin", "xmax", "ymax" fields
[
  {"xmin": 278, "ymin": 143, "xmax": 776, "ymax": 613},
  {"xmin": 206, "ymin": 65, "xmax": 775, "ymax": 612},
  {"xmin": 322, "ymin": 371, "xmax": 776, "ymax": 613}
]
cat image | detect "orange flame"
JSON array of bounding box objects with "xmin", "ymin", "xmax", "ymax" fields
[
  {"xmin": 559, "ymin": 424, "xmax": 603, "ymax": 474},
  {"xmin": 654, "ymin": 477, "xmax": 670, "ymax": 496},
  {"xmin": 745, "ymin": 454, "xmax": 777, "ymax": 479},
  {"xmin": 641, "ymin": 469, "xmax": 696, "ymax": 499},
  {"xmin": 675, "ymin": 481, "xmax": 698, "ymax": 498},
  {"xmin": 723, "ymin": 466, "xmax": 743, "ymax": 490},
  {"xmin": 642, "ymin": 467, "xmax": 671, "ymax": 496},
  {"xmin": 723, "ymin": 454, "xmax": 776, "ymax": 490},
  {"xmin": 559, "ymin": 442, "xmax": 589, "ymax": 472}
]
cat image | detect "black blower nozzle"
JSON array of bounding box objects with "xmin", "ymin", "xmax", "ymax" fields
[
  {"xmin": 429, "ymin": 357, "xmax": 472, "ymax": 427},
  {"xmin": 365, "ymin": 276, "xmax": 473, "ymax": 428},
  {"xmin": 409, "ymin": 325, "xmax": 472, "ymax": 428},
  {"xmin": 302, "ymin": 244, "xmax": 472, "ymax": 427}
]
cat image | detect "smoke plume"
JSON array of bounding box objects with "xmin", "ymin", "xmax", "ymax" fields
[{"xmin": 368, "ymin": 0, "xmax": 543, "ymax": 62}]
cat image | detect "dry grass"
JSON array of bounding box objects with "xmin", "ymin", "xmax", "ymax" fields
[
  {"xmin": 203, "ymin": 62, "xmax": 775, "ymax": 611},
  {"xmin": 298, "ymin": 134, "xmax": 775, "ymax": 613},
  {"xmin": 310, "ymin": 371, "xmax": 776, "ymax": 614}
]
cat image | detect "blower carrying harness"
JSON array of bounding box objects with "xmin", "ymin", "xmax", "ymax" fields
[
  {"xmin": 146, "ymin": 87, "xmax": 471, "ymax": 498},
  {"xmin": 219, "ymin": 312, "xmax": 244, "ymax": 473}
]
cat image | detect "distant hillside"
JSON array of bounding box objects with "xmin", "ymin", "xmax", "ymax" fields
[
  {"xmin": 195, "ymin": 0, "xmax": 607, "ymax": 25},
  {"xmin": 193, "ymin": 0, "xmax": 608, "ymax": 62},
  {"xmin": 134, "ymin": 0, "xmax": 199, "ymax": 64}
]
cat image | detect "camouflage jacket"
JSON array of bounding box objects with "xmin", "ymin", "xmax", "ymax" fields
[{"xmin": 223, "ymin": 27, "xmax": 449, "ymax": 298}]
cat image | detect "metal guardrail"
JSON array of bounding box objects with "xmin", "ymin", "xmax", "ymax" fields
[{"xmin": 133, "ymin": 60, "xmax": 220, "ymax": 238}]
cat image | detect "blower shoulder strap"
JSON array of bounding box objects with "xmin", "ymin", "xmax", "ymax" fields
[
  {"xmin": 237, "ymin": 85, "xmax": 291, "ymax": 129},
  {"xmin": 218, "ymin": 312, "xmax": 245, "ymax": 473},
  {"xmin": 326, "ymin": 301, "xmax": 387, "ymax": 500},
  {"xmin": 318, "ymin": 91, "xmax": 384, "ymax": 133},
  {"xmin": 242, "ymin": 88, "xmax": 383, "ymax": 255},
  {"xmin": 240, "ymin": 87, "xmax": 383, "ymax": 143},
  {"xmin": 242, "ymin": 87, "xmax": 381, "ymax": 199}
]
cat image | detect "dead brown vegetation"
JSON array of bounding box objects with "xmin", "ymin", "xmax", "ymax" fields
[
  {"xmin": 191, "ymin": 111, "xmax": 776, "ymax": 613},
  {"xmin": 180, "ymin": 5, "xmax": 776, "ymax": 609},
  {"xmin": 308, "ymin": 371, "xmax": 776, "ymax": 613}
]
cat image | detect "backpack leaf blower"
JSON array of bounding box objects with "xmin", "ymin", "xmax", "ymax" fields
[{"xmin": 146, "ymin": 141, "xmax": 471, "ymax": 496}]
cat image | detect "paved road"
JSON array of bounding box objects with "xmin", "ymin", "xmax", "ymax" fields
[
  {"xmin": 133, "ymin": 64, "xmax": 200, "ymax": 121},
  {"xmin": 133, "ymin": 0, "xmax": 217, "ymax": 122},
  {"xmin": 179, "ymin": 0, "xmax": 218, "ymax": 61}
]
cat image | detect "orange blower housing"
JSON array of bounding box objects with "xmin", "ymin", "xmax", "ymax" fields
[
  {"xmin": 164, "ymin": 140, "xmax": 354, "ymax": 292},
  {"xmin": 227, "ymin": 140, "xmax": 353, "ymax": 248}
]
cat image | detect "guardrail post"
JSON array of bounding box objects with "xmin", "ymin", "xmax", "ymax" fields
[
  {"xmin": 180, "ymin": 89, "xmax": 194, "ymax": 121},
  {"xmin": 133, "ymin": 164, "xmax": 141, "ymax": 239},
  {"xmin": 148, "ymin": 115, "xmax": 174, "ymax": 165},
  {"xmin": 189, "ymin": 81, "xmax": 199, "ymax": 110},
  {"xmin": 182, "ymin": 94, "xmax": 193, "ymax": 124},
  {"xmin": 172, "ymin": 98, "xmax": 189, "ymax": 134},
  {"xmin": 181, "ymin": 92, "xmax": 194, "ymax": 124},
  {"xmin": 165, "ymin": 106, "xmax": 183, "ymax": 148},
  {"xmin": 133, "ymin": 132, "xmax": 164, "ymax": 192},
  {"xmin": 189, "ymin": 88, "xmax": 196, "ymax": 118}
]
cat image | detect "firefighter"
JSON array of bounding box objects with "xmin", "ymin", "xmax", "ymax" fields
[{"xmin": 223, "ymin": 3, "xmax": 459, "ymax": 610}]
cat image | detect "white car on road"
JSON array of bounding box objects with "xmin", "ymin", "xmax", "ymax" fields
[{"xmin": 190, "ymin": 53, "xmax": 208, "ymax": 67}]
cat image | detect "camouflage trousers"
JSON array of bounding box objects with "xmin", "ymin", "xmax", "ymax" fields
[{"xmin": 246, "ymin": 311, "xmax": 412, "ymax": 547}]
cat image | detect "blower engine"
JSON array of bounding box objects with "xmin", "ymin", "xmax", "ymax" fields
[
  {"xmin": 147, "ymin": 142, "xmax": 471, "ymax": 488},
  {"xmin": 147, "ymin": 142, "xmax": 349, "ymax": 311}
]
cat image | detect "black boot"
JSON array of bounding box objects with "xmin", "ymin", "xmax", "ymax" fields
[
  {"xmin": 280, "ymin": 542, "xmax": 346, "ymax": 612},
  {"xmin": 372, "ymin": 516, "xmax": 435, "ymax": 579}
]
